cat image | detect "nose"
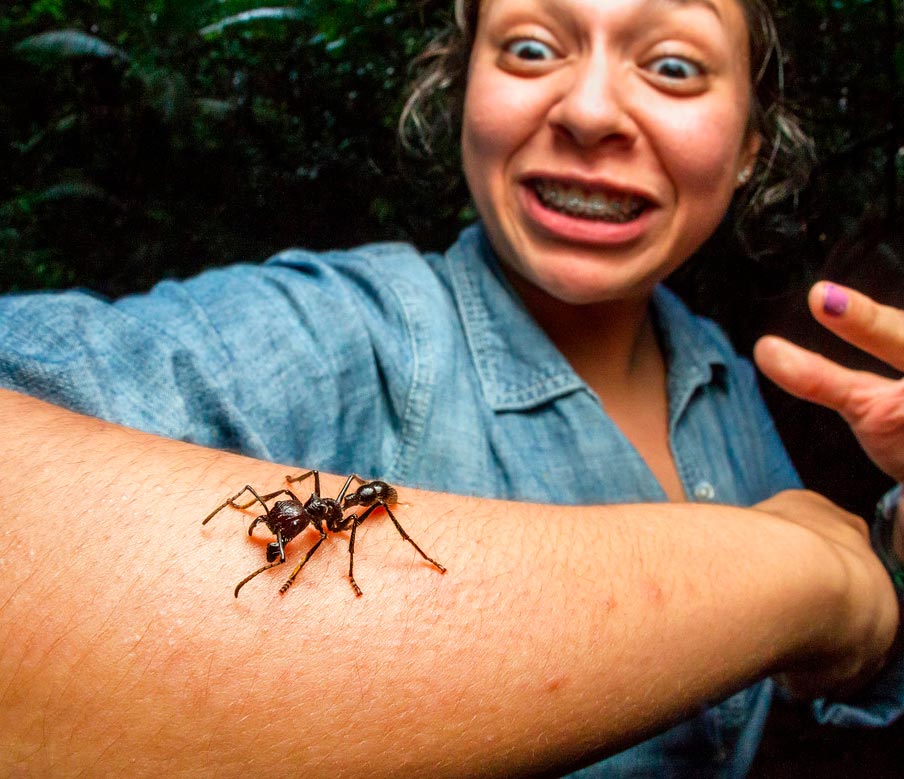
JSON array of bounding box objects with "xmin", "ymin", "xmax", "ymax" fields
[{"xmin": 547, "ymin": 54, "xmax": 637, "ymax": 149}]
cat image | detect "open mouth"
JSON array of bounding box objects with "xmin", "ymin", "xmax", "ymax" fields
[{"xmin": 531, "ymin": 179, "xmax": 649, "ymax": 223}]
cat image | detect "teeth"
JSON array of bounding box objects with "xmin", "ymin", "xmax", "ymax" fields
[{"xmin": 534, "ymin": 180, "xmax": 646, "ymax": 222}]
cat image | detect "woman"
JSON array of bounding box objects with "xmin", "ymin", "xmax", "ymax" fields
[{"xmin": 0, "ymin": 0, "xmax": 901, "ymax": 776}]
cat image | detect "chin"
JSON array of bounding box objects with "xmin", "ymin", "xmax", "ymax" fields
[{"xmin": 519, "ymin": 257, "xmax": 661, "ymax": 308}]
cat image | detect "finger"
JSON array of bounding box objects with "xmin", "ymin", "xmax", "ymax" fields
[
  {"xmin": 809, "ymin": 282, "xmax": 904, "ymax": 373},
  {"xmin": 753, "ymin": 334, "xmax": 881, "ymax": 416}
]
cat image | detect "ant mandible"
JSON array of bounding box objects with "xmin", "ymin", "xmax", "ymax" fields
[{"xmin": 202, "ymin": 470, "xmax": 446, "ymax": 597}]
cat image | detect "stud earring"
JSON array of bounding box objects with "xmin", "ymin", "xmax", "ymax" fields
[{"xmin": 736, "ymin": 167, "xmax": 753, "ymax": 186}]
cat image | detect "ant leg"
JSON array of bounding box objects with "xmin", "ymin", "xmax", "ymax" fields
[
  {"xmin": 233, "ymin": 533, "xmax": 287, "ymax": 597},
  {"xmin": 203, "ymin": 485, "xmax": 266, "ymax": 525},
  {"xmin": 203, "ymin": 485, "xmax": 302, "ymax": 525},
  {"xmin": 231, "ymin": 488, "xmax": 301, "ymax": 513},
  {"xmin": 278, "ymin": 530, "xmax": 328, "ymax": 594},
  {"xmin": 247, "ymin": 515, "xmax": 268, "ymax": 536},
  {"xmin": 347, "ymin": 514, "xmax": 364, "ymax": 596},
  {"xmin": 357, "ymin": 502, "xmax": 447, "ymax": 574},
  {"xmin": 336, "ymin": 473, "xmax": 370, "ymax": 503},
  {"xmin": 285, "ymin": 470, "xmax": 321, "ymax": 496},
  {"xmin": 234, "ymin": 560, "xmax": 283, "ymax": 598},
  {"xmin": 336, "ymin": 473, "xmax": 367, "ymax": 503}
]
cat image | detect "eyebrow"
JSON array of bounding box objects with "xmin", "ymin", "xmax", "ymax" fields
[{"xmin": 662, "ymin": 0, "xmax": 723, "ymax": 21}]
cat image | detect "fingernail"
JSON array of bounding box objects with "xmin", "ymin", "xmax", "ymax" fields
[{"xmin": 823, "ymin": 283, "xmax": 849, "ymax": 316}]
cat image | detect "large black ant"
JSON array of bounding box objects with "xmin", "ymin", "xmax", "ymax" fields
[{"xmin": 202, "ymin": 470, "xmax": 446, "ymax": 597}]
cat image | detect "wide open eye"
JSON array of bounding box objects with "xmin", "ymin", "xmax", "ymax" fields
[
  {"xmin": 505, "ymin": 38, "xmax": 557, "ymax": 61},
  {"xmin": 646, "ymin": 55, "xmax": 703, "ymax": 80}
]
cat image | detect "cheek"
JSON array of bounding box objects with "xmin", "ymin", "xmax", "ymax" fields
[
  {"xmin": 462, "ymin": 71, "xmax": 545, "ymax": 177},
  {"xmin": 462, "ymin": 105, "xmax": 506, "ymax": 189},
  {"xmin": 658, "ymin": 103, "xmax": 751, "ymax": 198},
  {"xmin": 460, "ymin": 91, "xmax": 492, "ymax": 185},
  {"xmin": 460, "ymin": 100, "xmax": 494, "ymax": 222},
  {"xmin": 462, "ymin": 78, "xmax": 518, "ymax": 221}
]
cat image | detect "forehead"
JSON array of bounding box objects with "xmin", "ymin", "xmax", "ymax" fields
[{"xmin": 473, "ymin": 0, "xmax": 750, "ymax": 33}]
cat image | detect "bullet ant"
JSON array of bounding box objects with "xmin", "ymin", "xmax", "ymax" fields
[{"xmin": 202, "ymin": 471, "xmax": 446, "ymax": 597}]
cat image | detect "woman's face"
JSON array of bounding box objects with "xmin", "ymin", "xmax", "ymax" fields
[{"xmin": 462, "ymin": 0, "xmax": 760, "ymax": 305}]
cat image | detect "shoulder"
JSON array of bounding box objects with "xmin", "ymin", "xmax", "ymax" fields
[{"xmin": 263, "ymin": 240, "xmax": 448, "ymax": 301}]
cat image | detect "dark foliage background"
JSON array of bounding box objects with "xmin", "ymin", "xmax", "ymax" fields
[
  {"xmin": 1, "ymin": 0, "xmax": 903, "ymax": 774},
  {"xmin": 2, "ymin": 0, "xmax": 899, "ymax": 301},
  {"xmin": 0, "ymin": 0, "xmax": 471, "ymax": 296}
]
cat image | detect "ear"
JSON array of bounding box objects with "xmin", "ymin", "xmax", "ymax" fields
[{"xmin": 735, "ymin": 131, "xmax": 762, "ymax": 188}]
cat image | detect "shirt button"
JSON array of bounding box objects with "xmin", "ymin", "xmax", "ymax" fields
[{"xmin": 693, "ymin": 481, "xmax": 716, "ymax": 501}]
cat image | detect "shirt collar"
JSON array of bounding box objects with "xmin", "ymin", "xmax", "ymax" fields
[
  {"xmin": 653, "ymin": 284, "xmax": 730, "ymax": 428},
  {"xmin": 444, "ymin": 224, "xmax": 729, "ymax": 413}
]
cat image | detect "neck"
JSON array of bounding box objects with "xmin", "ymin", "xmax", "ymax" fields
[
  {"xmin": 506, "ymin": 273, "xmax": 660, "ymax": 391},
  {"xmin": 507, "ymin": 273, "xmax": 684, "ymax": 500}
]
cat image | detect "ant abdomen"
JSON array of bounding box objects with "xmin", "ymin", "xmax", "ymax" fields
[{"xmin": 345, "ymin": 480, "xmax": 397, "ymax": 508}]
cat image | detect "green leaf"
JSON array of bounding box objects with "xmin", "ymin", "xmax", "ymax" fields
[
  {"xmin": 15, "ymin": 29, "xmax": 130, "ymax": 61},
  {"xmin": 142, "ymin": 70, "xmax": 191, "ymax": 124},
  {"xmin": 31, "ymin": 182, "xmax": 112, "ymax": 204},
  {"xmin": 196, "ymin": 98, "xmax": 238, "ymax": 118},
  {"xmin": 198, "ymin": 7, "xmax": 310, "ymax": 38},
  {"xmin": 13, "ymin": 114, "xmax": 78, "ymax": 155},
  {"xmin": 0, "ymin": 183, "xmax": 111, "ymax": 221}
]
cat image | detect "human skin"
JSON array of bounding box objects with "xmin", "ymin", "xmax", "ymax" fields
[
  {"xmin": 756, "ymin": 282, "xmax": 904, "ymax": 491},
  {"xmin": 757, "ymin": 281, "xmax": 904, "ymax": 558},
  {"xmin": 459, "ymin": 0, "xmax": 761, "ymax": 500},
  {"xmin": 461, "ymin": 0, "xmax": 760, "ymax": 309},
  {"xmin": 2, "ymin": 0, "xmax": 904, "ymax": 774},
  {"xmin": 0, "ymin": 388, "xmax": 897, "ymax": 778}
]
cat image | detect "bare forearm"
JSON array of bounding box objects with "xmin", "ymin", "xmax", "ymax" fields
[{"xmin": 0, "ymin": 389, "xmax": 889, "ymax": 777}]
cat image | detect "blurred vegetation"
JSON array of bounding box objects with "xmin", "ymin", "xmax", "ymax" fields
[
  {"xmin": 0, "ymin": 0, "xmax": 470, "ymax": 296},
  {"xmin": 0, "ymin": 0, "xmax": 900, "ymax": 300}
]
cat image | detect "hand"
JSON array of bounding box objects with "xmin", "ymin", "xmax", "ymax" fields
[
  {"xmin": 754, "ymin": 282, "xmax": 904, "ymax": 484},
  {"xmin": 755, "ymin": 489, "xmax": 899, "ymax": 698}
]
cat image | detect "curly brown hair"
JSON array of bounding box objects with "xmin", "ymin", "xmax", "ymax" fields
[{"xmin": 399, "ymin": 0, "xmax": 813, "ymax": 225}]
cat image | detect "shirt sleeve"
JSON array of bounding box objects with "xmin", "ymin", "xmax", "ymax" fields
[
  {"xmin": 0, "ymin": 246, "xmax": 433, "ymax": 471},
  {"xmin": 0, "ymin": 280, "xmax": 264, "ymax": 452}
]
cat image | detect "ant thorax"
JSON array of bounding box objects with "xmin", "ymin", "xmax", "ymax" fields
[{"xmin": 304, "ymin": 496, "xmax": 343, "ymax": 529}]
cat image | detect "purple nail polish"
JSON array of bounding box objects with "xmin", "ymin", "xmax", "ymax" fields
[{"xmin": 823, "ymin": 284, "xmax": 848, "ymax": 316}]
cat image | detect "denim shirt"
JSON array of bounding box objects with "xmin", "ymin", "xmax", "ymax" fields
[{"xmin": 1, "ymin": 224, "xmax": 901, "ymax": 776}]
